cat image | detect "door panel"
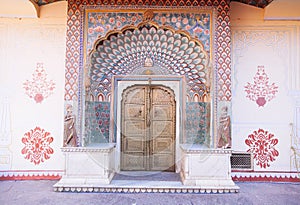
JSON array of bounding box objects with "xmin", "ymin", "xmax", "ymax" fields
[
  {"xmin": 122, "ymin": 153, "xmax": 146, "ymax": 170},
  {"xmin": 124, "ymin": 104, "xmax": 145, "ymax": 120},
  {"xmin": 152, "ymin": 121, "xmax": 173, "ymax": 136},
  {"xmin": 152, "ymin": 105, "xmax": 172, "ymax": 120},
  {"xmin": 151, "ymin": 154, "xmax": 174, "ymax": 171},
  {"xmin": 124, "ymin": 121, "xmax": 145, "ymax": 135},
  {"xmin": 121, "ymin": 85, "xmax": 175, "ymax": 171}
]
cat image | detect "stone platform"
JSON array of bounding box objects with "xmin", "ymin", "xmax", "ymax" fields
[{"xmin": 53, "ymin": 171, "xmax": 239, "ymax": 193}]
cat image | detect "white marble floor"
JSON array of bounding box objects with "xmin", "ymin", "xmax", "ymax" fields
[{"xmin": 112, "ymin": 171, "xmax": 181, "ymax": 181}]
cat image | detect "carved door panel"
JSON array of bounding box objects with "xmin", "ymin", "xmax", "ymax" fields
[
  {"xmin": 150, "ymin": 87, "xmax": 175, "ymax": 171},
  {"xmin": 122, "ymin": 86, "xmax": 147, "ymax": 171},
  {"xmin": 121, "ymin": 85, "xmax": 175, "ymax": 171}
]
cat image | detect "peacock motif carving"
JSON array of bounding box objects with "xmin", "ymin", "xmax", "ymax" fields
[{"xmin": 90, "ymin": 25, "xmax": 209, "ymax": 101}]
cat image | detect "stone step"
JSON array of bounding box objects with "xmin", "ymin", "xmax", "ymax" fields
[{"xmin": 53, "ymin": 178, "xmax": 239, "ymax": 194}]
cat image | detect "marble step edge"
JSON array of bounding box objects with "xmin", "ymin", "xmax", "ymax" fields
[{"xmin": 53, "ymin": 185, "xmax": 239, "ymax": 194}]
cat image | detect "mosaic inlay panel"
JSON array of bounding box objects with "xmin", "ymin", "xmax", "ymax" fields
[
  {"xmin": 185, "ymin": 102, "xmax": 209, "ymax": 144},
  {"xmin": 85, "ymin": 101, "xmax": 110, "ymax": 144}
]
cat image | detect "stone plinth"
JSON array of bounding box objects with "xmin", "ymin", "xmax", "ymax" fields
[
  {"xmin": 180, "ymin": 144, "xmax": 239, "ymax": 192},
  {"xmin": 54, "ymin": 144, "xmax": 115, "ymax": 191}
]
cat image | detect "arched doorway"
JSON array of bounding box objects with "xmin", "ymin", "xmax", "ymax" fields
[{"xmin": 121, "ymin": 85, "xmax": 176, "ymax": 171}]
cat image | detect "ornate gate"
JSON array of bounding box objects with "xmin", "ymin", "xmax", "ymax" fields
[{"xmin": 121, "ymin": 85, "xmax": 176, "ymax": 171}]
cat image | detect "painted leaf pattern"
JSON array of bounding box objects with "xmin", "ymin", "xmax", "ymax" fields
[
  {"xmin": 21, "ymin": 127, "xmax": 54, "ymax": 165},
  {"xmin": 23, "ymin": 63, "xmax": 55, "ymax": 103},
  {"xmin": 245, "ymin": 128, "xmax": 279, "ymax": 169},
  {"xmin": 245, "ymin": 66, "xmax": 278, "ymax": 107}
]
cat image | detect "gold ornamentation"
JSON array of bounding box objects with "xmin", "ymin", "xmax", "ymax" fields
[{"xmin": 143, "ymin": 10, "xmax": 154, "ymax": 21}]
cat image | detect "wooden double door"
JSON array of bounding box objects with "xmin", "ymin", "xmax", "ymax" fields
[{"xmin": 121, "ymin": 85, "xmax": 176, "ymax": 171}]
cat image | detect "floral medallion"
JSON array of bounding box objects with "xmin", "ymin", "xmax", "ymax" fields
[
  {"xmin": 244, "ymin": 66, "xmax": 278, "ymax": 107},
  {"xmin": 23, "ymin": 63, "xmax": 55, "ymax": 103},
  {"xmin": 245, "ymin": 128, "xmax": 279, "ymax": 168},
  {"xmin": 21, "ymin": 127, "xmax": 54, "ymax": 165}
]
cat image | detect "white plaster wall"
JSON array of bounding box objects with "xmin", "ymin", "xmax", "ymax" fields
[
  {"xmin": 0, "ymin": 2, "xmax": 67, "ymax": 177},
  {"xmin": 0, "ymin": 0, "xmax": 38, "ymax": 18},
  {"xmin": 231, "ymin": 2, "xmax": 300, "ymax": 174},
  {"xmin": 264, "ymin": 0, "xmax": 300, "ymax": 21}
]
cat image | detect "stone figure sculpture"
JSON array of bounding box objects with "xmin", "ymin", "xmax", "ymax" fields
[
  {"xmin": 217, "ymin": 106, "xmax": 231, "ymax": 148},
  {"xmin": 64, "ymin": 104, "xmax": 78, "ymax": 147}
]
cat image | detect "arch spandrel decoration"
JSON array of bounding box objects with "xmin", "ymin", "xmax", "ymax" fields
[{"xmin": 86, "ymin": 10, "xmax": 212, "ymax": 55}]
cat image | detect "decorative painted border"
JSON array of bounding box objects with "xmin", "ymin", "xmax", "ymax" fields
[
  {"xmin": 232, "ymin": 172, "xmax": 300, "ymax": 182},
  {"xmin": 0, "ymin": 170, "xmax": 63, "ymax": 180},
  {"xmin": 2, "ymin": 170, "xmax": 300, "ymax": 183}
]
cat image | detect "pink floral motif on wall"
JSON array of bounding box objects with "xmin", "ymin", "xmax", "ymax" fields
[
  {"xmin": 244, "ymin": 66, "xmax": 278, "ymax": 107},
  {"xmin": 23, "ymin": 63, "xmax": 55, "ymax": 103},
  {"xmin": 21, "ymin": 127, "xmax": 54, "ymax": 165},
  {"xmin": 245, "ymin": 128, "xmax": 279, "ymax": 169}
]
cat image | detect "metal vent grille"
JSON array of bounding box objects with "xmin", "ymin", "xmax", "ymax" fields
[{"xmin": 231, "ymin": 152, "xmax": 253, "ymax": 170}]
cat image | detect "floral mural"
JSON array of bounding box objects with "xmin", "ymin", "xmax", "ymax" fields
[
  {"xmin": 21, "ymin": 127, "xmax": 54, "ymax": 165},
  {"xmin": 244, "ymin": 66, "xmax": 278, "ymax": 107},
  {"xmin": 87, "ymin": 12, "xmax": 211, "ymax": 53},
  {"xmin": 185, "ymin": 102, "xmax": 209, "ymax": 144},
  {"xmin": 85, "ymin": 102, "xmax": 110, "ymax": 144},
  {"xmin": 23, "ymin": 63, "xmax": 55, "ymax": 103},
  {"xmin": 245, "ymin": 128, "xmax": 279, "ymax": 169}
]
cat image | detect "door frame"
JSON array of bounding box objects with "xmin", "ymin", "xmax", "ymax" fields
[
  {"xmin": 121, "ymin": 84, "xmax": 176, "ymax": 171},
  {"xmin": 111, "ymin": 75, "xmax": 186, "ymax": 173}
]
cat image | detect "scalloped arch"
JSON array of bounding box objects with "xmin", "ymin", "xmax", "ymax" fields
[{"xmin": 89, "ymin": 23, "xmax": 210, "ymax": 101}]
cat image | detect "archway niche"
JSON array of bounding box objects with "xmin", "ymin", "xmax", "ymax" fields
[
  {"xmin": 84, "ymin": 23, "xmax": 212, "ymax": 150},
  {"xmin": 54, "ymin": 13, "xmax": 238, "ymax": 192}
]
